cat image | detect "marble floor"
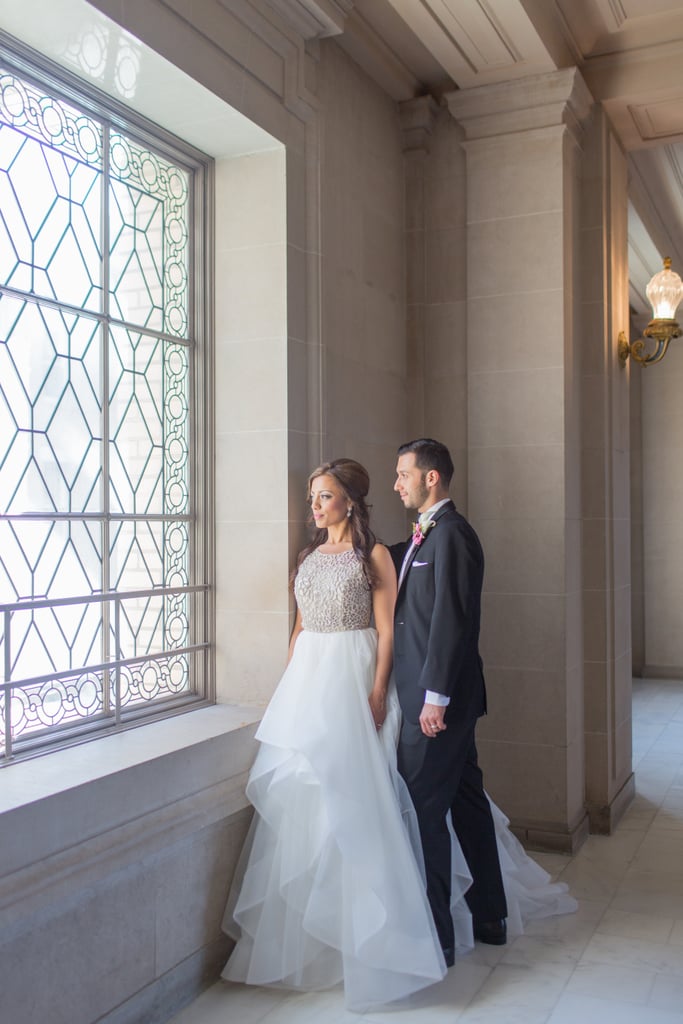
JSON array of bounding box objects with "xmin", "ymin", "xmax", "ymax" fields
[{"xmin": 170, "ymin": 678, "xmax": 683, "ymax": 1024}]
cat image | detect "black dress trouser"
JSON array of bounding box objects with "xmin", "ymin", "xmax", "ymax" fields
[{"xmin": 397, "ymin": 716, "xmax": 508, "ymax": 953}]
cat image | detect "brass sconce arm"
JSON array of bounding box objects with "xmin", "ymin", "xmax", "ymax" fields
[{"xmin": 618, "ymin": 320, "xmax": 682, "ymax": 368}]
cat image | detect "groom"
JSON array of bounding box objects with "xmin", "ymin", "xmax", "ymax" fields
[{"xmin": 391, "ymin": 438, "xmax": 507, "ymax": 965}]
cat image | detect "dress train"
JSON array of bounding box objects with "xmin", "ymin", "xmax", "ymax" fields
[{"xmin": 222, "ymin": 627, "xmax": 576, "ymax": 1012}]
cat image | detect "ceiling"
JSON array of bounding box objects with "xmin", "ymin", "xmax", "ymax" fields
[{"xmin": 339, "ymin": 0, "xmax": 683, "ymax": 315}]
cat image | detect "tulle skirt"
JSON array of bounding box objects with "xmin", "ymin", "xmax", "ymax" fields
[{"xmin": 222, "ymin": 627, "xmax": 576, "ymax": 1011}]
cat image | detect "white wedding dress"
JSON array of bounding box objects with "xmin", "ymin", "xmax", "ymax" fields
[{"xmin": 222, "ymin": 549, "xmax": 576, "ymax": 1012}]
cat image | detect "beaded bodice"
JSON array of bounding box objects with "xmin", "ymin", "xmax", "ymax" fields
[{"xmin": 294, "ymin": 549, "xmax": 372, "ymax": 633}]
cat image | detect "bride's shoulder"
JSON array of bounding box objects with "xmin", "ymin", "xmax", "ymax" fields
[{"xmin": 370, "ymin": 541, "xmax": 392, "ymax": 566}]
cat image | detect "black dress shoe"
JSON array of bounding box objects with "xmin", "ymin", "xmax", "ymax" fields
[
  {"xmin": 473, "ymin": 919, "xmax": 507, "ymax": 945},
  {"xmin": 441, "ymin": 946, "xmax": 455, "ymax": 967}
]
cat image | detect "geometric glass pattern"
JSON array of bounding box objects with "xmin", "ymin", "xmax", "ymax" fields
[{"xmin": 0, "ymin": 55, "xmax": 209, "ymax": 763}]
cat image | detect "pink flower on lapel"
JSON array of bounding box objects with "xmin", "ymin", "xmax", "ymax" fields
[{"xmin": 412, "ymin": 518, "xmax": 435, "ymax": 547}]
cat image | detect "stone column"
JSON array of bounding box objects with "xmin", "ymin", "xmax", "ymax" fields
[
  {"xmin": 400, "ymin": 95, "xmax": 439, "ymax": 446},
  {"xmin": 446, "ymin": 69, "xmax": 593, "ymax": 851},
  {"xmin": 581, "ymin": 109, "xmax": 634, "ymax": 832}
]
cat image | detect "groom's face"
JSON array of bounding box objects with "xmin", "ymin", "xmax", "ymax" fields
[{"xmin": 394, "ymin": 453, "xmax": 430, "ymax": 513}]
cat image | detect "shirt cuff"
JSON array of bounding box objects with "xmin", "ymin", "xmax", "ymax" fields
[{"xmin": 425, "ymin": 690, "xmax": 450, "ymax": 707}]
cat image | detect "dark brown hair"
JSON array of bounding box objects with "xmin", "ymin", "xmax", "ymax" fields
[
  {"xmin": 397, "ymin": 438, "xmax": 454, "ymax": 486},
  {"xmin": 292, "ymin": 458, "xmax": 378, "ymax": 588}
]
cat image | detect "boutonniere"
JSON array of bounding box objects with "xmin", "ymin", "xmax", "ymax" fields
[{"xmin": 412, "ymin": 518, "xmax": 435, "ymax": 547}]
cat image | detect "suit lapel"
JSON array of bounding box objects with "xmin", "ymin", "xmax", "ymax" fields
[{"xmin": 397, "ymin": 500, "xmax": 455, "ymax": 597}]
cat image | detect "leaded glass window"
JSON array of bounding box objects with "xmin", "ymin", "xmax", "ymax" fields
[{"xmin": 0, "ymin": 47, "xmax": 212, "ymax": 762}]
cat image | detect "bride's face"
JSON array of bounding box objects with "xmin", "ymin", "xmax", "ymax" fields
[{"xmin": 310, "ymin": 474, "xmax": 349, "ymax": 530}]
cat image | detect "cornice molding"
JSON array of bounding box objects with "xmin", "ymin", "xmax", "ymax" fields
[
  {"xmin": 263, "ymin": 0, "xmax": 354, "ymax": 39},
  {"xmin": 445, "ymin": 67, "xmax": 594, "ymax": 144}
]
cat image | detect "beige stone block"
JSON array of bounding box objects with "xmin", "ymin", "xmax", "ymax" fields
[
  {"xmin": 585, "ymin": 728, "xmax": 609, "ymax": 808},
  {"xmin": 215, "ymin": 429, "xmax": 287, "ymax": 520},
  {"xmin": 614, "ymin": 653, "xmax": 633, "ymax": 730},
  {"xmin": 423, "ymin": 371, "xmax": 467, "ymax": 448},
  {"xmin": 424, "ymin": 173, "xmax": 465, "ymax": 231},
  {"xmin": 612, "ymin": 446, "xmax": 631, "ymax": 515},
  {"xmin": 287, "ymin": 338, "xmax": 320, "ymax": 435},
  {"xmin": 580, "ymin": 299, "xmax": 610, "ymax": 376},
  {"xmin": 476, "ymin": 516, "xmax": 565, "ymax": 595},
  {"xmin": 405, "ymin": 171, "xmax": 424, "ymax": 232},
  {"xmin": 287, "ymin": 244, "xmax": 307, "ymax": 345},
  {"xmin": 216, "ymin": 244, "xmax": 287, "ymax": 342},
  {"xmin": 565, "ymin": 588, "xmax": 583, "ymax": 671},
  {"xmin": 583, "ymin": 586, "xmax": 608, "ymax": 664},
  {"xmin": 480, "ymin": 592, "xmax": 566, "ymax": 672},
  {"xmin": 1, "ymin": 868, "xmax": 155, "ymax": 1023},
  {"xmin": 215, "ymin": 149, "xmax": 286, "ymax": 250},
  {"xmin": 581, "ymin": 445, "xmax": 608, "ymax": 519},
  {"xmin": 468, "ymin": 288, "xmax": 565, "ymax": 373},
  {"xmin": 425, "ymin": 225, "xmax": 466, "ymax": 304},
  {"xmin": 469, "ymin": 444, "xmax": 565, "ymax": 521},
  {"xmin": 466, "ymin": 133, "xmax": 564, "ymax": 223},
  {"xmin": 468, "ymin": 212, "xmax": 564, "ymax": 298},
  {"xmin": 406, "ymin": 229, "xmax": 425, "ymax": 305},
  {"xmin": 450, "ymin": 447, "xmax": 468, "ymax": 513},
  {"xmin": 479, "ymin": 738, "xmax": 570, "ymax": 825},
  {"xmin": 215, "ymin": 609, "xmax": 291, "ymax": 705},
  {"xmin": 424, "ymin": 300, "xmax": 466, "ymax": 377},
  {"xmin": 565, "ymin": 515, "xmax": 582, "ymax": 599},
  {"xmin": 582, "ymin": 517, "xmax": 607, "ymax": 591},
  {"xmin": 469, "ymin": 367, "xmax": 564, "ymax": 448},
  {"xmin": 216, "ymin": 521, "xmax": 290, "ymax": 614},
  {"xmin": 362, "ymin": 288, "xmax": 406, "ymax": 374},
  {"xmin": 325, "ymin": 353, "xmax": 405, "ymax": 448},
  {"xmin": 565, "ymin": 661, "xmax": 584, "ymax": 747},
  {"xmin": 642, "ymin": 444, "xmax": 683, "ymax": 515},
  {"xmin": 583, "ymin": 661, "xmax": 608, "ymax": 733},
  {"xmin": 323, "ymin": 178, "xmax": 364, "ymax": 270},
  {"xmin": 614, "ymin": 716, "xmax": 633, "ymax": 798},
  {"xmin": 477, "ymin": 666, "xmax": 570, "ymax": 746},
  {"xmin": 580, "ymin": 226, "xmax": 606, "ymax": 304},
  {"xmin": 581, "ymin": 373, "xmax": 608, "ymax": 448},
  {"xmin": 323, "ymin": 264, "xmax": 364, "ymax": 351},
  {"xmin": 217, "ymin": 337, "xmax": 287, "ymax": 432},
  {"xmin": 362, "ymin": 209, "xmax": 403, "ymax": 301},
  {"xmin": 155, "ymin": 814, "xmax": 250, "ymax": 974},
  {"xmin": 565, "ymin": 735, "xmax": 586, "ymax": 826},
  {"xmin": 612, "ymin": 514, "xmax": 631, "ymax": 591}
]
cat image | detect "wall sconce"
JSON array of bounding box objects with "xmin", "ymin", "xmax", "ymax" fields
[{"xmin": 618, "ymin": 257, "xmax": 683, "ymax": 367}]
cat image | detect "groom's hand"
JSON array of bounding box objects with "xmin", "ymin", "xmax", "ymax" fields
[{"xmin": 420, "ymin": 703, "xmax": 447, "ymax": 738}]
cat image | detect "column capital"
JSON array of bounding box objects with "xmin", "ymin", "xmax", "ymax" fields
[
  {"xmin": 264, "ymin": 0, "xmax": 354, "ymax": 40},
  {"xmin": 445, "ymin": 67, "xmax": 594, "ymax": 145},
  {"xmin": 399, "ymin": 95, "xmax": 440, "ymax": 153}
]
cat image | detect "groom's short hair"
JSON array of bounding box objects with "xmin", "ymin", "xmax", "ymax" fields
[{"xmin": 397, "ymin": 438, "xmax": 454, "ymax": 487}]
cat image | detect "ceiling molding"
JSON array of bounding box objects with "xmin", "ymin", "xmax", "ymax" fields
[
  {"xmin": 263, "ymin": 0, "xmax": 354, "ymax": 39},
  {"xmin": 382, "ymin": 0, "xmax": 556, "ymax": 89}
]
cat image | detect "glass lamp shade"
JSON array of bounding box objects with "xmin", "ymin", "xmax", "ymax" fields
[{"xmin": 646, "ymin": 257, "xmax": 683, "ymax": 320}]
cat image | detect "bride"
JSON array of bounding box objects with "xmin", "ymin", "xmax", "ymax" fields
[{"xmin": 221, "ymin": 458, "xmax": 575, "ymax": 1013}]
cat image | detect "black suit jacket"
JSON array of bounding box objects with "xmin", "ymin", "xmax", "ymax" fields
[{"xmin": 391, "ymin": 501, "xmax": 487, "ymax": 724}]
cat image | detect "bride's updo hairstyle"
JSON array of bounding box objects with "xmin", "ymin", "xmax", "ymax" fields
[{"xmin": 292, "ymin": 458, "xmax": 378, "ymax": 588}]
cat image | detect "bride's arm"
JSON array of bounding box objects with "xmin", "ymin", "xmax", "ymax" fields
[{"xmin": 368, "ymin": 543, "xmax": 397, "ymax": 729}]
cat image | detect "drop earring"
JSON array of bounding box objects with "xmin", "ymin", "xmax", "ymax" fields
[{"xmin": 347, "ymin": 507, "xmax": 352, "ymax": 518}]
